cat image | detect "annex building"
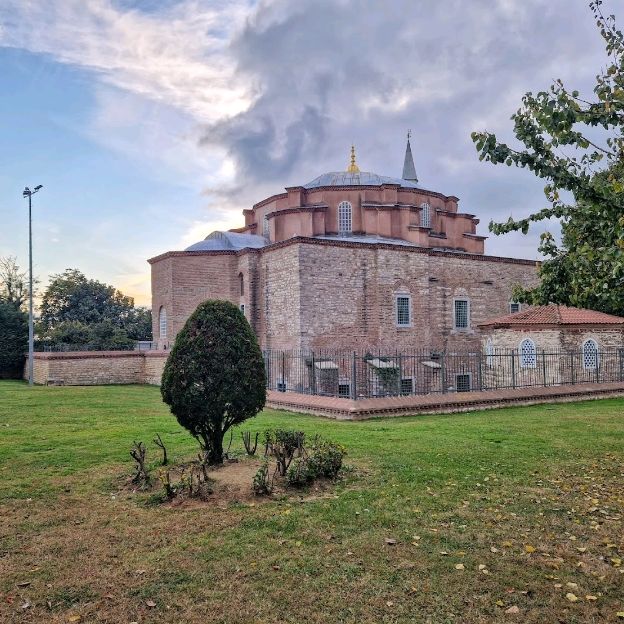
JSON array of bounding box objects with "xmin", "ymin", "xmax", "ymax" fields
[{"xmin": 149, "ymin": 138, "xmax": 539, "ymax": 354}]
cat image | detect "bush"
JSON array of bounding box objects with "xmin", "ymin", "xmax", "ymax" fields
[
  {"xmin": 0, "ymin": 302, "xmax": 28, "ymax": 379},
  {"xmin": 265, "ymin": 429, "xmax": 305, "ymax": 476},
  {"xmin": 161, "ymin": 300, "xmax": 266, "ymax": 465},
  {"xmin": 285, "ymin": 458, "xmax": 315, "ymax": 488},
  {"xmin": 252, "ymin": 461, "xmax": 272, "ymax": 496},
  {"xmin": 307, "ymin": 438, "xmax": 347, "ymax": 480}
]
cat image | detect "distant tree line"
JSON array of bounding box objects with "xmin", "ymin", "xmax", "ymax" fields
[{"xmin": 0, "ymin": 258, "xmax": 152, "ymax": 378}]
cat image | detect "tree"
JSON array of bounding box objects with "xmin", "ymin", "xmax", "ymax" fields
[
  {"xmin": 38, "ymin": 269, "xmax": 152, "ymax": 347},
  {"xmin": 0, "ymin": 302, "xmax": 28, "ymax": 379},
  {"xmin": 472, "ymin": 0, "xmax": 624, "ymax": 316},
  {"xmin": 0, "ymin": 256, "xmax": 31, "ymax": 310},
  {"xmin": 161, "ymin": 300, "xmax": 266, "ymax": 465}
]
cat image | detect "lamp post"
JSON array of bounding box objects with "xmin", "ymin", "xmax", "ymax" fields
[{"xmin": 22, "ymin": 185, "xmax": 43, "ymax": 387}]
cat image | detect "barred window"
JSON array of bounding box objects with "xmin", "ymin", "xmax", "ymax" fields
[
  {"xmin": 396, "ymin": 295, "xmax": 411, "ymax": 326},
  {"xmin": 520, "ymin": 338, "xmax": 537, "ymax": 368},
  {"xmin": 240, "ymin": 303, "xmax": 245, "ymax": 316},
  {"xmin": 338, "ymin": 201, "xmax": 352, "ymax": 234},
  {"xmin": 159, "ymin": 306, "xmax": 167, "ymax": 338},
  {"xmin": 582, "ymin": 339, "xmax": 599, "ymax": 370},
  {"xmin": 338, "ymin": 383, "xmax": 351, "ymax": 398},
  {"xmin": 453, "ymin": 298, "xmax": 470, "ymax": 330},
  {"xmin": 263, "ymin": 215, "xmax": 270, "ymax": 239},
  {"xmin": 456, "ymin": 373, "xmax": 471, "ymax": 392},
  {"xmin": 485, "ymin": 339, "xmax": 494, "ymax": 368},
  {"xmin": 400, "ymin": 377, "xmax": 414, "ymax": 395},
  {"xmin": 420, "ymin": 202, "xmax": 431, "ymax": 228},
  {"xmin": 239, "ymin": 272, "xmax": 244, "ymax": 296},
  {"xmin": 509, "ymin": 301, "xmax": 520, "ymax": 313}
]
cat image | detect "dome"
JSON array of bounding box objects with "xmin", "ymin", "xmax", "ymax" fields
[
  {"xmin": 185, "ymin": 230, "xmax": 267, "ymax": 252},
  {"xmin": 303, "ymin": 171, "xmax": 419, "ymax": 189}
]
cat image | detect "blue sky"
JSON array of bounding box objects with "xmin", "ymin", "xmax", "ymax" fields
[{"xmin": 0, "ymin": 0, "xmax": 612, "ymax": 305}]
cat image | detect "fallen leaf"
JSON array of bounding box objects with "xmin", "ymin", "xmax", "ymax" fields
[
  {"xmin": 68, "ymin": 616, "xmax": 81, "ymax": 623},
  {"xmin": 145, "ymin": 600, "xmax": 157, "ymax": 608},
  {"xmin": 455, "ymin": 563, "xmax": 465, "ymax": 570},
  {"xmin": 585, "ymin": 595, "xmax": 597, "ymax": 601},
  {"xmin": 505, "ymin": 605, "xmax": 520, "ymax": 614},
  {"xmin": 566, "ymin": 582, "xmax": 578, "ymax": 589},
  {"xmin": 384, "ymin": 538, "xmax": 397, "ymax": 546},
  {"xmin": 524, "ymin": 545, "xmax": 536, "ymax": 553},
  {"xmin": 386, "ymin": 601, "xmax": 394, "ymax": 607},
  {"xmin": 566, "ymin": 593, "xmax": 579, "ymax": 602}
]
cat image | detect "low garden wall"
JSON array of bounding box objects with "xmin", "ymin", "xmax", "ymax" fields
[{"xmin": 27, "ymin": 351, "xmax": 168, "ymax": 386}]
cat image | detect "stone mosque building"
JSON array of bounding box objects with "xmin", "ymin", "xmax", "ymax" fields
[{"xmin": 149, "ymin": 137, "xmax": 538, "ymax": 354}]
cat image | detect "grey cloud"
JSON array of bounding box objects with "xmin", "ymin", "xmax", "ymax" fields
[{"xmin": 198, "ymin": 0, "xmax": 610, "ymax": 258}]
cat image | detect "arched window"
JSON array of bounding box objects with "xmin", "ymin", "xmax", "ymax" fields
[
  {"xmin": 262, "ymin": 215, "xmax": 270, "ymax": 239},
  {"xmin": 420, "ymin": 202, "xmax": 431, "ymax": 229},
  {"xmin": 159, "ymin": 306, "xmax": 167, "ymax": 339},
  {"xmin": 485, "ymin": 339, "xmax": 494, "ymax": 368},
  {"xmin": 519, "ymin": 338, "xmax": 536, "ymax": 368},
  {"xmin": 338, "ymin": 201, "xmax": 352, "ymax": 234},
  {"xmin": 239, "ymin": 272, "xmax": 244, "ymax": 296},
  {"xmin": 582, "ymin": 339, "xmax": 599, "ymax": 370}
]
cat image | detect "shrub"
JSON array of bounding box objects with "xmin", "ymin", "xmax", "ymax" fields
[
  {"xmin": 307, "ymin": 438, "xmax": 347, "ymax": 480},
  {"xmin": 285, "ymin": 458, "xmax": 315, "ymax": 488},
  {"xmin": 252, "ymin": 461, "xmax": 272, "ymax": 496},
  {"xmin": 265, "ymin": 429, "xmax": 305, "ymax": 476},
  {"xmin": 0, "ymin": 302, "xmax": 28, "ymax": 379},
  {"xmin": 161, "ymin": 300, "xmax": 266, "ymax": 465}
]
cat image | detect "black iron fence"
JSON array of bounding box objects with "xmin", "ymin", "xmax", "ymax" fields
[{"xmin": 263, "ymin": 347, "xmax": 624, "ymax": 399}]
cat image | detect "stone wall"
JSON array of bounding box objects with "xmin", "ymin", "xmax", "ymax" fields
[{"xmin": 27, "ymin": 351, "xmax": 168, "ymax": 386}]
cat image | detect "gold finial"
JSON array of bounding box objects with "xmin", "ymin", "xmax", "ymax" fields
[
  {"xmin": 347, "ymin": 144, "xmax": 360, "ymax": 173},
  {"xmin": 407, "ymin": 129, "xmax": 411, "ymax": 141}
]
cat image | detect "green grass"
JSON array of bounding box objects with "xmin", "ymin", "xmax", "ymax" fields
[{"xmin": 0, "ymin": 381, "xmax": 623, "ymax": 623}]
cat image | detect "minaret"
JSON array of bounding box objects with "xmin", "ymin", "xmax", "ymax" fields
[
  {"xmin": 402, "ymin": 130, "xmax": 418, "ymax": 183},
  {"xmin": 347, "ymin": 145, "xmax": 360, "ymax": 173}
]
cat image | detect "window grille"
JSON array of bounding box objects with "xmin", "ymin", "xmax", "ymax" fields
[
  {"xmin": 239, "ymin": 273, "xmax": 244, "ymax": 296},
  {"xmin": 396, "ymin": 295, "xmax": 411, "ymax": 326},
  {"xmin": 263, "ymin": 215, "xmax": 270, "ymax": 239},
  {"xmin": 520, "ymin": 338, "xmax": 537, "ymax": 368},
  {"xmin": 159, "ymin": 307, "xmax": 167, "ymax": 338},
  {"xmin": 240, "ymin": 304, "xmax": 245, "ymax": 316},
  {"xmin": 338, "ymin": 383, "xmax": 351, "ymax": 398},
  {"xmin": 420, "ymin": 202, "xmax": 431, "ymax": 228},
  {"xmin": 485, "ymin": 339, "xmax": 494, "ymax": 368},
  {"xmin": 400, "ymin": 378, "xmax": 414, "ymax": 395},
  {"xmin": 454, "ymin": 299, "xmax": 470, "ymax": 329},
  {"xmin": 582, "ymin": 339, "xmax": 599, "ymax": 370},
  {"xmin": 338, "ymin": 201, "xmax": 352, "ymax": 234},
  {"xmin": 456, "ymin": 373, "xmax": 471, "ymax": 392},
  {"xmin": 509, "ymin": 301, "xmax": 520, "ymax": 313}
]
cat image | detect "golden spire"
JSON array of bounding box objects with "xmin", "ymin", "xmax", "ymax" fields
[{"xmin": 347, "ymin": 144, "xmax": 360, "ymax": 173}]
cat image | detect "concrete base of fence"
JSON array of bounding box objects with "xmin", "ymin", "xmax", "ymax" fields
[{"xmin": 266, "ymin": 382, "xmax": 624, "ymax": 420}]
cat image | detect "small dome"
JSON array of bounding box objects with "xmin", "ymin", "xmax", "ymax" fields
[
  {"xmin": 303, "ymin": 171, "xmax": 419, "ymax": 189},
  {"xmin": 185, "ymin": 231, "xmax": 267, "ymax": 252}
]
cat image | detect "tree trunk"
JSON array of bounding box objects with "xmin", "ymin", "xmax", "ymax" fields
[{"xmin": 202, "ymin": 430, "xmax": 225, "ymax": 465}]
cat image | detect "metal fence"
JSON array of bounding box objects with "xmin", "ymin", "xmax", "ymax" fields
[{"xmin": 263, "ymin": 347, "xmax": 624, "ymax": 399}]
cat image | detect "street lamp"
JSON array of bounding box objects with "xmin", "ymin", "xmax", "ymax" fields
[{"xmin": 22, "ymin": 185, "xmax": 43, "ymax": 387}]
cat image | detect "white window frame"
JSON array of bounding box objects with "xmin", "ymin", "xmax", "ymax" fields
[
  {"xmin": 582, "ymin": 339, "xmax": 599, "ymax": 370},
  {"xmin": 519, "ymin": 338, "xmax": 537, "ymax": 369},
  {"xmin": 338, "ymin": 201, "xmax": 352, "ymax": 234},
  {"xmin": 395, "ymin": 293, "xmax": 412, "ymax": 327},
  {"xmin": 159, "ymin": 306, "xmax": 167, "ymax": 339},
  {"xmin": 455, "ymin": 373, "xmax": 472, "ymax": 392},
  {"xmin": 453, "ymin": 298, "xmax": 470, "ymax": 331},
  {"xmin": 509, "ymin": 301, "xmax": 521, "ymax": 314},
  {"xmin": 420, "ymin": 202, "xmax": 431, "ymax": 229},
  {"xmin": 485, "ymin": 338, "xmax": 494, "ymax": 368}
]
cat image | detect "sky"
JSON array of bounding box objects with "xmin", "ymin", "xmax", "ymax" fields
[{"xmin": 0, "ymin": 0, "xmax": 614, "ymax": 306}]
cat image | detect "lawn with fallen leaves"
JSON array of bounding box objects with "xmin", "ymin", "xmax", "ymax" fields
[{"xmin": 0, "ymin": 381, "xmax": 623, "ymax": 623}]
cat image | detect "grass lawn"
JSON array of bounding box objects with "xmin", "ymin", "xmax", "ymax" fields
[{"xmin": 0, "ymin": 381, "xmax": 623, "ymax": 623}]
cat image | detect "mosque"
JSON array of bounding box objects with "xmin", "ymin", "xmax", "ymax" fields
[{"xmin": 149, "ymin": 137, "xmax": 538, "ymax": 354}]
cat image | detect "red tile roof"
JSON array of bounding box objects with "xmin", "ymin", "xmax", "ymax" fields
[{"xmin": 478, "ymin": 305, "xmax": 624, "ymax": 328}]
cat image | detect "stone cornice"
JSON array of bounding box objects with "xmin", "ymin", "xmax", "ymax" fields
[{"xmin": 266, "ymin": 204, "xmax": 328, "ymax": 219}]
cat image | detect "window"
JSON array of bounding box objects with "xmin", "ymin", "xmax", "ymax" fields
[
  {"xmin": 158, "ymin": 306, "xmax": 167, "ymax": 338},
  {"xmin": 239, "ymin": 272, "xmax": 244, "ymax": 296},
  {"xmin": 456, "ymin": 373, "xmax": 471, "ymax": 392},
  {"xmin": 240, "ymin": 303, "xmax": 245, "ymax": 316},
  {"xmin": 485, "ymin": 339, "xmax": 494, "ymax": 368},
  {"xmin": 338, "ymin": 201, "xmax": 352, "ymax": 234},
  {"xmin": 263, "ymin": 215, "xmax": 270, "ymax": 239},
  {"xmin": 509, "ymin": 301, "xmax": 521, "ymax": 314},
  {"xmin": 276, "ymin": 381, "xmax": 287, "ymax": 392},
  {"xmin": 453, "ymin": 298, "xmax": 470, "ymax": 330},
  {"xmin": 400, "ymin": 377, "xmax": 414, "ymax": 395},
  {"xmin": 420, "ymin": 202, "xmax": 431, "ymax": 228},
  {"xmin": 338, "ymin": 383, "xmax": 351, "ymax": 398},
  {"xmin": 582, "ymin": 339, "xmax": 599, "ymax": 370},
  {"xmin": 396, "ymin": 294, "xmax": 411, "ymax": 326},
  {"xmin": 519, "ymin": 338, "xmax": 537, "ymax": 368}
]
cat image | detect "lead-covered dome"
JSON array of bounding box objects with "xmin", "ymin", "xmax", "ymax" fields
[{"xmin": 303, "ymin": 171, "xmax": 419, "ymax": 189}]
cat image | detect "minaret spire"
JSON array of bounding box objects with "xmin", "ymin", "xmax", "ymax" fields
[
  {"xmin": 347, "ymin": 144, "xmax": 360, "ymax": 173},
  {"xmin": 402, "ymin": 130, "xmax": 418, "ymax": 183}
]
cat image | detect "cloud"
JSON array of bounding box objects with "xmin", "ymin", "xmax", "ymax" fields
[{"xmin": 0, "ymin": 0, "xmax": 615, "ymax": 262}]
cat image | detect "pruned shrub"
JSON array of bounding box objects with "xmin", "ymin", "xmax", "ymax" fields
[
  {"xmin": 161, "ymin": 300, "xmax": 266, "ymax": 465},
  {"xmin": 242, "ymin": 431, "xmax": 259, "ymax": 456},
  {"xmin": 265, "ymin": 429, "xmax": 305, "ymax": 476},
  {"xmin": 0, "ymin": 302, "xmax": 28, "ymax": 379},
  {"xmin": 307, "ymin": 438, "xmax": 347, "ymax": 480},
  {"xmin": 252, "ymin": 460, "xmax": 272, "ymax": 496},
  {"xmin": 285, "ymin": 458, "xmax": 315, "ymax": 488}
]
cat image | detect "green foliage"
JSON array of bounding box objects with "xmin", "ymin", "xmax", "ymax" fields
[
  {"xmin": 252, "ymin": 460, "xmax": 273, "ymax": 496},
  {"xmin": 37, "ymin": 268, "xmax": 152, "ymax": 347},
  {"xmin": 161, "ymin": 300, "xmax": 266, "ymax": 465},
  {"xmin": 265, "ymin": 429, "xmax": 305, "ymax": 476},
  {"xmin": 0, "ymin": 303, "xmax": 28, "ymax": 379},
  {"xmin": 0, "ymin": 256, "xmax": 31, "ymax": 310},
  {"xmin": 285, "ymin": 457, "xmax": 314, "ymax": 488},
  {"xmin": 307, "ymin": 437, "xmax": 347, "ymax": 480},
  {"xmin": 472, "ymin": 1, "xmax": 624, "ymax": 315}
]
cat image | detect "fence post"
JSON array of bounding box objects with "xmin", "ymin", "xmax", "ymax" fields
[
  {"xmin": 478, "ymin": 351, "xmax": 483, "ymax": 391},
  {"xmin": 351, "ymin": 351, "xmax": 357, "ymax": 400},
  {"xmin": 281, "ymin": 351, "xmax": 286, "ymax": 392},
  {"xmin": 596, "ymin": 353, "xmax": 600, "ymax": 384},
  {"xmin": 570, "ymin": 351, "xmax": 575, "ymax": 386},
  {"xmin": 542, "ymin": 350, "xmax": 547, "ymax": 387},
  {"xmin": 441, "ymin": 353, "xmax": 446, "ymax": 394},
  {"xmin": 511, "ymin": 349, "xmax": 516, "ymax": 389},
  {"xmin": 620, "ymin": 349, "xmax": 624, "ymax": 382},
  {"xmin": 311, "ymin": 351, "xmax": 316, "ymax": 395},
  {"xmin": 396, "ymin": 352, "xmax": 402, "ymax": 396}
]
